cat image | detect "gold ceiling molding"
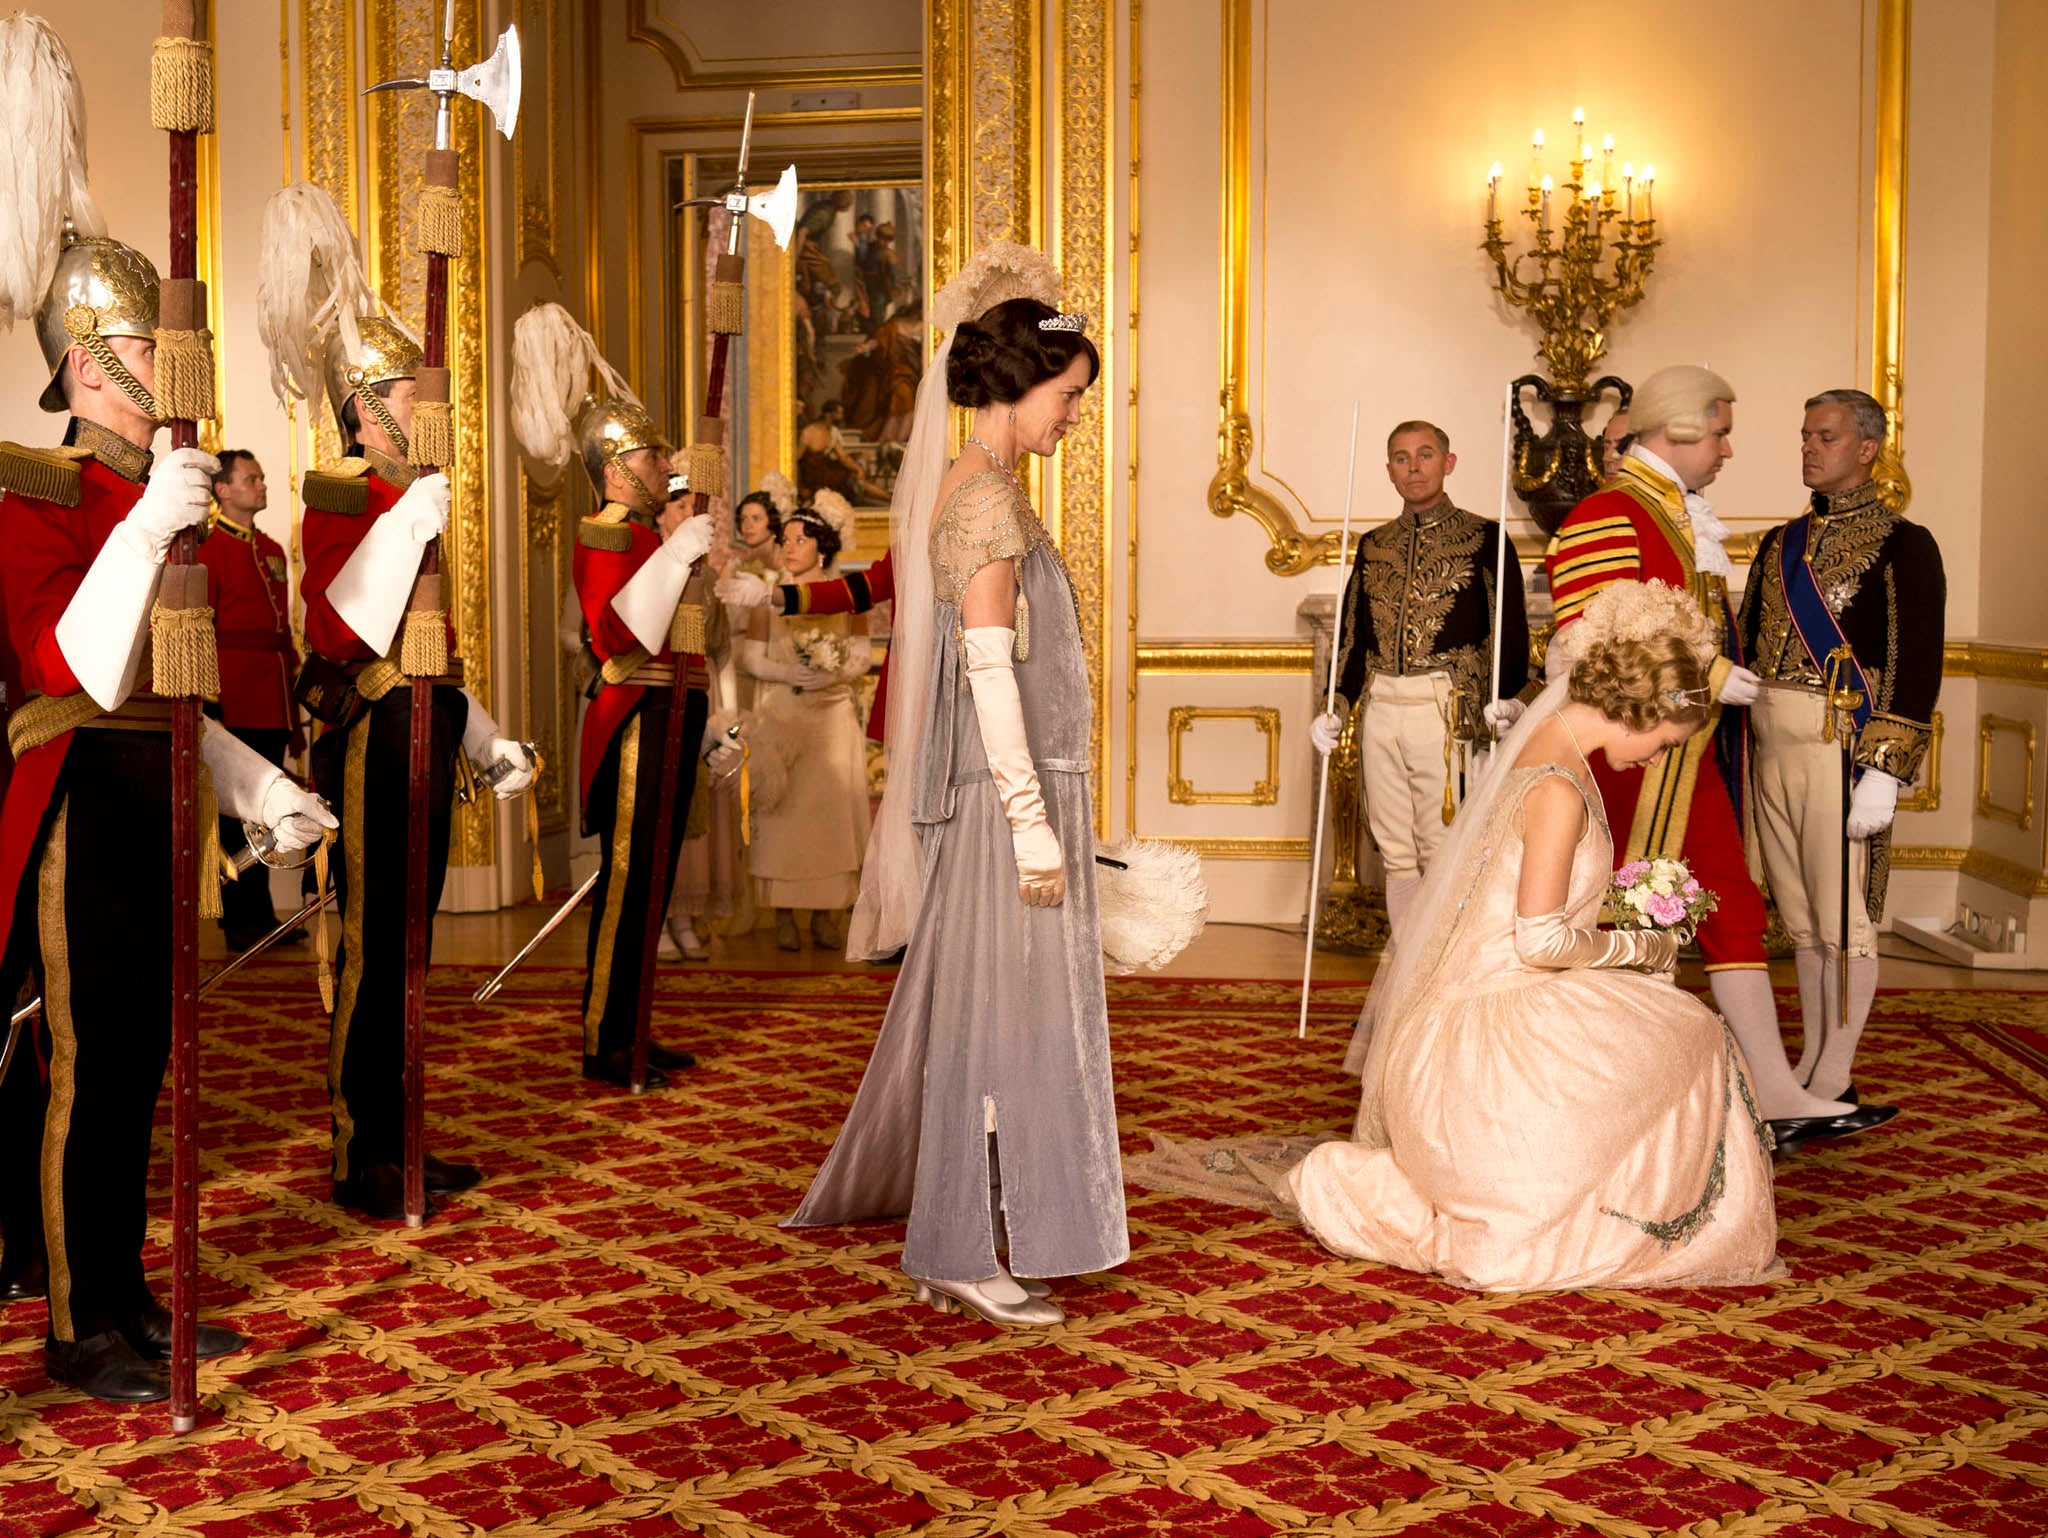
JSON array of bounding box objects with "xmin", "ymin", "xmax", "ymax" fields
[
  {"xmin": 626, "ymin": 1, "xmax": 920, "ymax": 92},
  {"xmin": 366, "ymin": 0, "xmax": 496, "ymax": 868}
]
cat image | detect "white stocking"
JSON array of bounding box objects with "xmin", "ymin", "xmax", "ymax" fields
[
  {"xmin": 1710, "ymin": 968, "xmax": 1851, "ymax": 1120},
  {"xmin": 1791, "ymin": 947, "xmax": 1826, "ymax": 1084},
  {"xmin": 1806, "ymin": 955, "xmax": 1879, "ymax": 1101}
]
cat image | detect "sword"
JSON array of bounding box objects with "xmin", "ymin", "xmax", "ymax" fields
[
  {"xmin": 456, "ymin": 740, "xmax": 540, "ymax": 806},
  {"xmin": 473, "ymin": 869, "xmax": 601, "ymax": 1003}
]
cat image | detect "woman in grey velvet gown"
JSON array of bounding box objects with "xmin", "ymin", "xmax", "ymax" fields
[{"xmin": 787, "ymin": 281, "xmax": 1127, "ymax": 1326}]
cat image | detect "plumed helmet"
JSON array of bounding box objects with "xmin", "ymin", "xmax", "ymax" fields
[
  {"xmin": 1626, "ymin": 364, "xmax": 1737, "ymax": 446},
  {"xmin": 321, "ymin": 313, "xmax": 422, "ymax": 437},
  {"xmin": 577, "ymin": 395, "xmax": 669, "ymax": 496},
  {"xmin": 34, "ymin": 235, "xmax": 159, "ymax": 413}
]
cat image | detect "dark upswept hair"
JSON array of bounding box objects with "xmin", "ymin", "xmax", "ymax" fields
[
  {"xmin": 734, "ymin": 490, "xmax": 782, "ymax": 539},
  {"xmin": 785, "ymin": 510, "xmax": 842, "ymax": 567},
  {"xmin": 945, "ymin": 297, "xmax": 1101, "ymax": 409}
]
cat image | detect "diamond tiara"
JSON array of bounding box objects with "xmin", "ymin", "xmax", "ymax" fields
[{"xmin": 1037, "ymin": 311, "xmax": 1089, "ymax": 333}]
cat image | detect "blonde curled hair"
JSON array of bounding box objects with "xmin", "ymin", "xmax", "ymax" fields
[{"xmin": 1567, "ymin": 580, "xmax": 1716, "ymax": 730}]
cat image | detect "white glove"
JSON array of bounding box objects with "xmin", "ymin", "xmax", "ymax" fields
[
  {"xmin": 715, "ymin": 571, "xmax": 775, "ymax": 609},
  {"xmin": 1308, "ymin": 710, "xmax": 1345, "ymax": 755},
  {"xmin": 55, "ymin": 531, "xmax": 159, "ymax": 710},
  {"xmin": 325, "ymin": 473, "xmax": 449, "ymax": 656},
  {"xmin": 962, "ymin": 626, "xmax": 1064, "ymax": 907},
  {"xmin": 1717, "ymin": 665, "xmax": 1762, "ymax": 706},
  {"xmin": 704, "ymin": 728, "xmax": 743, "ymax": 775},
  {"xmin": 1483, "ymin": 698, "xmax": 1527, "ymax": 735},
  {"xmin": 738, "ymin": 638, "xmax": 831, "ymax": 690},
  {"xmin": 121, "ymin": 447, "xmax": 218, "ymax": 560},
  {"xmin": 1846, "ymin": 769, "xmax": 1901, "ymax": 839},
  {"xmin": 390, "ymin": 471, "xmax": 452, "ymax": 542},
  {"xmin": 838, "ymin": 636, "xmax": 874, "ymax": 682},
  {"xmin": 459, "ymin": 687, "xmax": 534, "ymax": 798},
  {"xmin": 257, "ymin": 775, "xmax": 339, "ymax": 852},
  {"xmin": 659, "ymin": 513, "xmax": 715, "ymax": 569}
]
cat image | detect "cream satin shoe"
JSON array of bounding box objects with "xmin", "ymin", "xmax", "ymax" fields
[{"xmin": 909, "ymin": 1275, "xmax": 1062, "ymax": 1326}]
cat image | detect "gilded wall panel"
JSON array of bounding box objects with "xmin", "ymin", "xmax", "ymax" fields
[{"xmin": 516, "ymin": 0, "xmax": 562, "ymax": 276}]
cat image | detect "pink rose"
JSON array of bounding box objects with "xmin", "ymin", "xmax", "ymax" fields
[
  {"xmin": 1646, "ymin": 892, "xmax": 1689, "ymax": 927},
  {"xmin": 1682, "ymin": 878, "xmax": 1702, "ymax": 899},
  {"xmin": 1616, "ymin": 861, "xmax": 1651, "ymax": 886}
]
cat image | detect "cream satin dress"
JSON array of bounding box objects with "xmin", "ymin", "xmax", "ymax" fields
[{"xmin": 1286, "ymin": 765, "xmax": 1783, "ymax": 1292}]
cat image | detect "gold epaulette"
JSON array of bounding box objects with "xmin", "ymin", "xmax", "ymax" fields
[
  {"xmin": 577, "ymin": 516, "xmax": 634, "ymax": 552},
  {"xmin": 0, "ymin": 443, "xmax": 90, "ymax": 507},
  {"xmin": 303, "ymin": 458, "xmax": 371, "ymax": 516}
]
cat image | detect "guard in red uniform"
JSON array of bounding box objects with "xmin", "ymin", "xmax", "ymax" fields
[
  {"xmin": 199, "ymin": 449, "xmax": 303, "ymax": 947},
  {"xmin": 0, "ymin": 231, "xmax": 332, "ymax": 1402},
  {"xmin": 510, "ymin": 302, "xmax": 734, "ymax": 1087},
  {"xmin": 720, "ymin": 546, "xmax": 896, "ymax": 742},
  {"xmin": 1545, "ymin": 364, "xmax": 1890, "ymax": 1148}
]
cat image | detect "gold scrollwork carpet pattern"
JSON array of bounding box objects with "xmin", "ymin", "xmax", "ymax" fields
[{"xmin": 1, "ymin": 967, "xmax": 2045, "ymax": 1536}]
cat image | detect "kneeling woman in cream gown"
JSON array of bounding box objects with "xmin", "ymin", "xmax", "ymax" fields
[{"xmin": 1134, "ymin": 580, "xmax": 1781, "ymax": 1292}]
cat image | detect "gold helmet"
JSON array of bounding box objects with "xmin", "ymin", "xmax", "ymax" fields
[
  {"xmin": 577, "ymin": 394, "xmax": 670, "ymax": 503},
  {"xmin": 324, "ymin": 314, "xmax": 423, "ymax": 452},
  {"xmin": 34, "ymin": 235, "xmax": 161, "ymax": 416}
]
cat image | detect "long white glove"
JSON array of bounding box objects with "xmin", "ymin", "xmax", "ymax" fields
[
  {"xmin": 715, "ymin": 571, "xmax": 775, "ymax": 610},
  {"xmin": 962, "ymin": 625, "xmax": 1064, "ymax": 908},
  {"xmin": 53, "ymin": 447, "xmax": 218, "ymax": 710},
  {"xmin": 1513, "ymin": 909, "xmax": 1679, "ymax": 973},
  {"xmin": 1846, "ymin": 768, "xmax": 1901, "ymax": 839},
  {"xmin": 612, "ymin": 513, "xmax": 714, "ymax": 654},
  {"xmin": 1483, "ymin": 698, "xmax": 1527, "ymax": 735},
  {"xmin": 737, "ymin": 637, "xmax": 831, "ymax": 690},
  {"xmin": 1717, "ymin": 665, "xmax": 1762, "ymax": 706},
  {"xmin": 1308, "ymin": 709, "xmax": 1345, "ymax": 755},
  {"xmin": 200, "ymin": 719, "xmax": 337, "ymax": 853},
  {"xmin": 459, "ymin": 687, "xmax": 535, "ymax": 798},
  {"xmin": 325, "ymin": 472, "xmax": 449, "ymax": 657}
]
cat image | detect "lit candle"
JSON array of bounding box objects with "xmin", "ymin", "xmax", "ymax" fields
[
  {"xmin": 1529, "ymin": 127, "xmax": 1544, "ymax": 189},
  {"xmin": 1641, "ymin": 163, "xmax": 1655, "ymax": 220},
  {"xmin": 1622, "ymin": 161, "xmax": 1634, "ymax": 222},
  {"xmin": 1572, "ymin": 105, "xmax": 1586, "ymax": 163},
  {"xmin": 1539, "ymin": 173, "xmax": 1553, "ymax": 232},
  {"xmin": 1487, "ymin": 161, "xmax": 1502, "ymax": 222}
]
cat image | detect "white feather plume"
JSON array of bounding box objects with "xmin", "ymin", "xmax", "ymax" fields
[
  {"xmin": 809, "ymin": 487, "xmax": 856, "ymax": 556},
  {"xmin": 509, "ymin": 301, "xmax": 642, "ymax": 472},
  {"xmin": 760, "ymin": 469, "xmax": 798, "ymax": 517},
  {"xmin": 254, "ymin": 181, "xmax": 376, "ymax": 408},
  {"xmin": 1094, "ymin": 837, "xmax": 1209, "ymax": 975},
  {"xmin": 0, "ymin": 15, "xmax": 103, "ymax": 332}
]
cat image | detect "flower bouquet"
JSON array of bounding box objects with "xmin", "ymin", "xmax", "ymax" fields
[
  {"xmin": 790, "ymin": 628, "xmax": 846, "ymax": 691},
  {"xmin": 1609, "ymin": 857, "xmax": 1716, "ymax": 942}
]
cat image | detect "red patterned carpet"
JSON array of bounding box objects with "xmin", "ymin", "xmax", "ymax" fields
[{"xmin": 2, "ymin": 963, "xmax": 2046, "ymax": 1537}]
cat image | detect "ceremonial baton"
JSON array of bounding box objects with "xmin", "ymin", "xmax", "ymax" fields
[
  {"xmin": 1299, "ymin": 400, "xmax": 1361, "ymax": 1039},
  {"xmin": 366, "ymin": 5, "xmax": 520, "ymax": 1225},
  {"xmin": 473, "ymin": 869, "xmax": 602, "ymax": 1004}
]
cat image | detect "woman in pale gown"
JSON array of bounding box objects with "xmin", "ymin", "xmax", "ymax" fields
[
  {"xmin": 740, "ymin": 508, "xmax": 872, "ymax": 952},
  {"xmin": 787, "ymin": 246, "xmax": 1127, "ymax": 1327},
  {"xmin": 1133, "ymin": 580, "xmax": 1781, "ymax": 1293}
]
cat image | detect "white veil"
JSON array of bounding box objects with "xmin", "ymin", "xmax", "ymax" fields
[{"xmin": 844, "ymin": 329, "xmax": 953, "ymax": 960}]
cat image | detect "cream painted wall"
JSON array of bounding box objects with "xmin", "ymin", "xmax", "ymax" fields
[{"xmin": 1129, "ymin": 0, "xmax": 2025, "ymax": 926}]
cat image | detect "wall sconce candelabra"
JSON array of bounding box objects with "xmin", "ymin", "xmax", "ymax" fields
[{"xmin": 1483, "ymin": 107, "xmax": 1661, "ymax": 532}]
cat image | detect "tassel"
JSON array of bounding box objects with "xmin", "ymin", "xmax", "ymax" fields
[
  {"xmin": 152, "ymin": 327, "xmax": 216, "ymax": 421},
  {"xmin": 149, "ymin": 35, "xmax": 214, "ymax": 133},
  {"xmin": 737, "ymin": 744, "xmax": 752, "ymax": 846},
  {"xmin": 195, "ymin": 761, "xmax": 224, "ymax": 921},
  {"xmin": 400, "ymin": 607, "xmax": 448, "ymax": 678},
  {"xmin": 685, "ymin": 442, "xmax": 726, "ymax": 500},
  {"xmin": 150, "ymin": 564, "xmax": 220, "ymax": 698},
  {"xmin": 416, "ymin": 183, "xmax": 463, "ymax": 258},
  {"xmin": 669, "ymin": 602, "xmax": 706, "ymax": 656},
  {"xmin": 408, "ymin": 398, "xmax": 455, "ymax": 468},
  {"xmin": 314, "ymin": 834, "xmax": 335, "ymax": 1013},
  {"xmin": 707, "ymin": 281, "xmax": 744, "ymax": 336},
  {"xmin": 526, "ymin": 793, "xmax": 545, "ymax": 903}
]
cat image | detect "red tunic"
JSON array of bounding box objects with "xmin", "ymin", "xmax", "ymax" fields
[
  {"xmin": 198, "ymin": 512, "xmax": 298, "ymax": 733},
  {"xmin": 786, "ymin": 548, "xmax": 895, "ymax": 741},
  {"xmin": 301, "ymin": 462, "xmax": 456, "ymax": 663},
  {"xmin": 573, "ymin": 514, "xmax": 708, "ymax": 805},
  {"xmin": 0, "ymin": 453, "xmax": 147, "ymax": 968}
]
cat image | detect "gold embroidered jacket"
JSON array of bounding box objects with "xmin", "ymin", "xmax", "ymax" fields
[
  {"xmin": 1333, "ymin": 500, "xmax": 1530, "ymax": 743},
  {"xmin": 1737, "ymin": 481, "xmax": 1945, "ymax": 784}
]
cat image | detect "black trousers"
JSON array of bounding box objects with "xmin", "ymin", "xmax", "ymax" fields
[
  {"xmin": 581, "ymin": 687, "xmax": 706, "ymax": 1058},
  {"xmin": 311, "ymin": 686, "xmax": 465, "ymax": 1180},
  {"xmin": 33, "ymin": 731, "xmax": 174, "ymax": 1342},
  {"xmin": 0, "ymin": 867, "xmax": 47, "ymax": 1280},
  {"xmin": 217, "ymin": 726, "xmax": 292, "ymax": 941}
]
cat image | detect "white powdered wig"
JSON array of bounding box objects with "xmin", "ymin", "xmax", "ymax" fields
[
  {"xmin": 0, "ymin": 14, "xmax": 104, "ymax": 331},
  {"xmin": 509, "ymin": 301, "xmax": 637, "ymax": 470},
  {"xmin": 1094, "ymin": 836, "xmax": 1210, "ymax": 974},
  {"xmin": 254, "ymin": 180, "xmax": 400, "ymax": 407}
]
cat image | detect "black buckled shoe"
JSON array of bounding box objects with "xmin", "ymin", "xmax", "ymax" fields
[
  {"xmin": 46, "ymin": 1331, "xmax": 168, "ymax": 1404},
  {"xmin": 122, "ymin": 1301, "xmax": 246, "ymax": 1362},
  {"xmin": 1770, "ymin": 1102, "xmax": 1898, "ymax": 1159},
  {"xmin": 424, "ymin": 1152, "xmax": 483, "ymax": 1196},
  {"xmin": 0, "ymin": 1249, "xmax": 47, "ymax": 1303},
  {"xmin": 646, "ymin": 1041, "xmax": 697, "ymax": 1073},
  {"xmin": 333, "ymin": 1163, "xmax": 434, "ymax": 1222},
  {"xmin": 581, "ymin": 1051, "xmax": 668, "ymax": 1090}
]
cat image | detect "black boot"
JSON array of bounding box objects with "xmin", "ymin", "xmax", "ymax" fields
[
  {"xmin": 423, "ymin": 1151, "xmax": 482, "ymax": 1196},
  {"xmin": 121, "ymin": 1300, "xmax": 246, "ymax": 1362},
  {"xmin": 646, "ymin": 1041, "xmax": 697, "ymax": 1073},
  {"xmin": 46, "ymin": 1331, "xmax": 168, "ymax": 1403},
  {"xmin": 333, "ymin": 1163, "xmax": 435, "ymax": 1221},
  {"xmin": 581, "ymin": 1050, "xmax": 669, "ymax": 1090}
]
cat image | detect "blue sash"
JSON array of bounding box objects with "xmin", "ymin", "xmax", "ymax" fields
[{"xmin": 1777, "ymin": 513, "xmax": 1871, "ymax": 776}]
